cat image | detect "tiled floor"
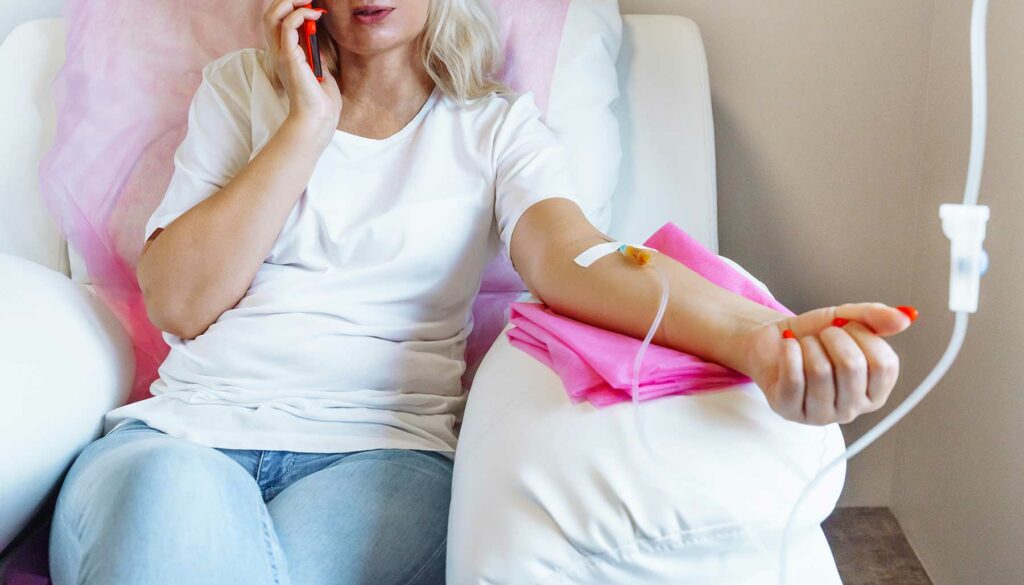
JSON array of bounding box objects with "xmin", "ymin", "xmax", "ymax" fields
[{"xmin": 823, "ymin": 507, "xmax": 933, "ymax": 585}]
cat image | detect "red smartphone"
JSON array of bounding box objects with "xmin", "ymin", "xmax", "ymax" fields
[{"xmin": 299, "ymin": 3, "xmax": 323, "ymax": 82}]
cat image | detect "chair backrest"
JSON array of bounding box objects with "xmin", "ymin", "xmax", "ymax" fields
[
  {"xmin": 609, "ymin": 15, "xmax": 718, "ymax": 253},
  {"xmin": 0, "ymin": 14, "xmax": 717, "ymax": 281},
  {"xmin": 0, "ymin": 18, "xmax": 71, "ymax": 276}
]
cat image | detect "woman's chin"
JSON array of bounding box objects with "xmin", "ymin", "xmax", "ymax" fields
[{"xmin": 337, "ymin": 35, "xmax": 412, "ymax": 57}]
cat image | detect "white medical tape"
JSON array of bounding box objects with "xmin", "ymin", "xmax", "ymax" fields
[{"xmin": 573, "ymin": 241, "xmax": 657, "ymax": 268}]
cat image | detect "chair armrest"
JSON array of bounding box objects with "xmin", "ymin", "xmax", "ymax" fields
[
  {"xmin": 449, "ymin": 260, "xmax": 846, "ymax": 584},
  {"xmin": 0, "ymin": 254, "xmax": 133, "ymax": 551}
]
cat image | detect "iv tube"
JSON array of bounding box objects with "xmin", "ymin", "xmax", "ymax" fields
[
  {"xmin": 778, "ymin": 0, "xmax": 990, "ymax": 582},
  {"xmin": 625, "ymin": 249, "xmax": 783, "ymax": 569},
  {"xmin": 629, "ymin": 261, "xmax": 669, "ymax": 455},
  {"xmin": 778, "ymin": 312, "xmax": 969, "ymax": 584}
]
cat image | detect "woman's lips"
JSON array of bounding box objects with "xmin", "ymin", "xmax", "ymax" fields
[{"xmin": 352, "ymin": 6, "xmax": 394, "ymax": 24}]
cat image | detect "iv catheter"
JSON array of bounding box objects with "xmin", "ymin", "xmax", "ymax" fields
[{"xmin": 572, "ymin": 241, "xmax": 674, "ymax": 464}]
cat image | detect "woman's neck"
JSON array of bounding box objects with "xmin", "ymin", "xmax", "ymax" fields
[{"xmin": 334, "ymin": 44, "xmax": 435, "ymax": 140}]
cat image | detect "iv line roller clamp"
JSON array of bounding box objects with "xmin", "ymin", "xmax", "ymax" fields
[{"xmin": 778, "ymin": 0, "xmax": 992, "ymax": 583}]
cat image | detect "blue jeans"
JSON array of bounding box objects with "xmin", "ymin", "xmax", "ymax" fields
[{"xmin": 50, "ymin": 419, "xmax": 453, "ymax": 585}]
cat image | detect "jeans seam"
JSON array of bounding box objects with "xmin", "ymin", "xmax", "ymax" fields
[
  {"xmin": 401, "ymin": 536, "xmax": 447, "ymax": 585},
  {"xmin": 255, "ymin": 450, "xmax": 268, "ymax": 497},
  {"xmin": 52, "ymin": 499, "xmax": 84, "ymax": 585},
  {"xmin": 255, "ymin": 498, "xmax": 284, "ymax": 585}
]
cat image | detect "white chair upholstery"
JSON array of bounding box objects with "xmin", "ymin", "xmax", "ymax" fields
[
  {"xmin": 0, "ymin": 254, "xmax": 133, "ymax": 551},
  {"xmin": 0, "ymin": 18, "xmax": 71, "ymax": 277},
  {"xmin": 0, "ymin": 13, "xmax": 846, "ymax": 583},
  {"xmin": 0, "ymin": 17, "xmax": 133, "ymax": 553},
  {"xmin": 608, "ymin": 15, "xmax": 719, "ymax": 251}
]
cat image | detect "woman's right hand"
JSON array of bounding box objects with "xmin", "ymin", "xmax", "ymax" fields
[{"xmin": 264, "ymin": 0, "xmax": 342, "ymax": 143}]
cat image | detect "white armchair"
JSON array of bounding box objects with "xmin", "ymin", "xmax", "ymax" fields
[
  {"xmin": 0, "ymin": 13, "xmax": 847, "ymax": 585},
  {"xmin": 0, "ymin": 18, "xmax": 134, "ymax": 554}
]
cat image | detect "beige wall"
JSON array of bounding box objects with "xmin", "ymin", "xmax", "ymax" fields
[
  {"xmin": 620, "ymin": 0, "xmax": 935, "ymax": 506},
  {"xmin": 890, "ymin": 0, "xmax": 1024, "ymax": 582}
]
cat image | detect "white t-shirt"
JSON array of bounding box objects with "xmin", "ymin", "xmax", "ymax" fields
[{"xmin": 104, "ymin": 48, "xmax": 578, "ymax": 455}]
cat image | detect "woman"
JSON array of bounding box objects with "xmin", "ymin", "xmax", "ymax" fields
[{"xmin": 49, "ymin": 1, "xmax": 912, "ymax": 583}]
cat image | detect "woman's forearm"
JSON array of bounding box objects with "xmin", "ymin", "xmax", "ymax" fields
[
  {"xmin": 515, "ymin": 199, "xmax": 912, "ymax": 426},
  {"xmin": 138, "ymin": 117, "xmax": 327, "ymax": 339},
  {"xmin": 521, "ymin": 206, "xmax": 784, "ymax": 377}
]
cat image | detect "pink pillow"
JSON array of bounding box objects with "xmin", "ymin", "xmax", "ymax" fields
[{"xmin": 39, "ymin": 0, "xmax": 572, "ymax": 403}]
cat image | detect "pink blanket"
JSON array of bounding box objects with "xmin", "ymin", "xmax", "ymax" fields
[
  {"xmin": 37, "ymin": 0, "xmax": 570, "ymax": 404},
  {"xmin": 506, "ymin": 222, "xmax": 795, "ymax": 407}
]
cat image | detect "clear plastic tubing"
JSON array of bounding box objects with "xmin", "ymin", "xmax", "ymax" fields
[
  {"xmin": 630, "ymin": 263, "xmax": 780, "ymax": 562},
  {"xmin": 778, "ymin": 0, "xmax": 989, "ymax": 582},
  {"xmin": 777, "ymin": 312, "xmax": 969, "ymax": 584},
  {"xmin": 630, "ymin": 264, "xmax": 670, "ymax": 456}
]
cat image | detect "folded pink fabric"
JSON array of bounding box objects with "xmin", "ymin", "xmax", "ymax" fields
[{"xmin": 506, "ymin": 221, "xmax": 795, "ymax": 407}]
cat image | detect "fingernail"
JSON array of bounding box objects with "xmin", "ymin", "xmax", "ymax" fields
[
  {"xmin": 782, "ymin": 329, "xmax": 796, "ymax": 340},
  {"xmin": 832, "ymin": 317, "xmax": 849, "ymax": 328},
  {"xmin": 315, "ymin": 8, "xmax": 328, "ymax": 13},
  {"xmin": 897, "ymin": 305, "xmax": 919, "ymax": 322}
]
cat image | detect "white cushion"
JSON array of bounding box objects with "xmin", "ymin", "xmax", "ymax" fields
[
  {"xmin": 545, "ymin": 0, "xmax": 622, "ymax": 234},
  {"xmin": 447, "ymin": 282, "xmax": 846, "ymax": 584},
  {"xmin": 0, "ymin": 254, "xmax": 133, "ymax": 550},
  {"xmin": 608, "ymin": 15, "xmax": 720, "ymax": 251},
  {"xmin": 0, "ymin": 19, "xmax": 72, "ymax": 276}
]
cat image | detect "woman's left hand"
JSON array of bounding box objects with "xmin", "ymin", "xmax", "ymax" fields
[{"xmin": 736, "ymin": 303, "xmax": 915, "ymax": 425}]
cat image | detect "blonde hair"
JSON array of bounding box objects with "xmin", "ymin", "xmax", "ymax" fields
[{"xmin": 269, "ymin": 0, "xmax": 509, "ymax": 102}]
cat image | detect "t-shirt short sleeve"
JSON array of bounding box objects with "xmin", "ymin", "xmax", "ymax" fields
[
  {"xmin": 143, "ymin": 52, "xmax": 255, "ymax": 245},
  {"xmin": 493, "ymin": 92, "xmax": 579, "ymax": 267}
]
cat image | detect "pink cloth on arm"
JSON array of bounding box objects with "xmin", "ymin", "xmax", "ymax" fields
[
  {"xmin": 37, "ymin": 0, "xmax": 570, "ymax": 404},
  {"xmin": 506, "ymin": 222, "xmax": 795, "ymax": 407}
]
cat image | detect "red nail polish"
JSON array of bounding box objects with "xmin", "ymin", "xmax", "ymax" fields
[
  {"xmin": 782, "ymin": 329, "xmax": 796, "ymax": 339},
  {"xmin": 897, "ymin": 306, "xmax": 919, "ymax": 322},
  {"xmin": 832, "ymin": 318, "xmax": 849, "ymax": 328}
]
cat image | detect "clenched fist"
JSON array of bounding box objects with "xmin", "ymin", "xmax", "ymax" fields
[{"xmin": 736, "ymin": 303, "xmax": 917, "ymax": 425}]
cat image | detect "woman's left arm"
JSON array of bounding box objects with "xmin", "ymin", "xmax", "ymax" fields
[{"xmin": 510, "ymin": 197, "xmax": 913, "ymax": 426}]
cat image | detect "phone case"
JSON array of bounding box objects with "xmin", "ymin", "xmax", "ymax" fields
[{"xmin": 299, "ymin": 3, "xmax": 323, "ymax": 82}]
